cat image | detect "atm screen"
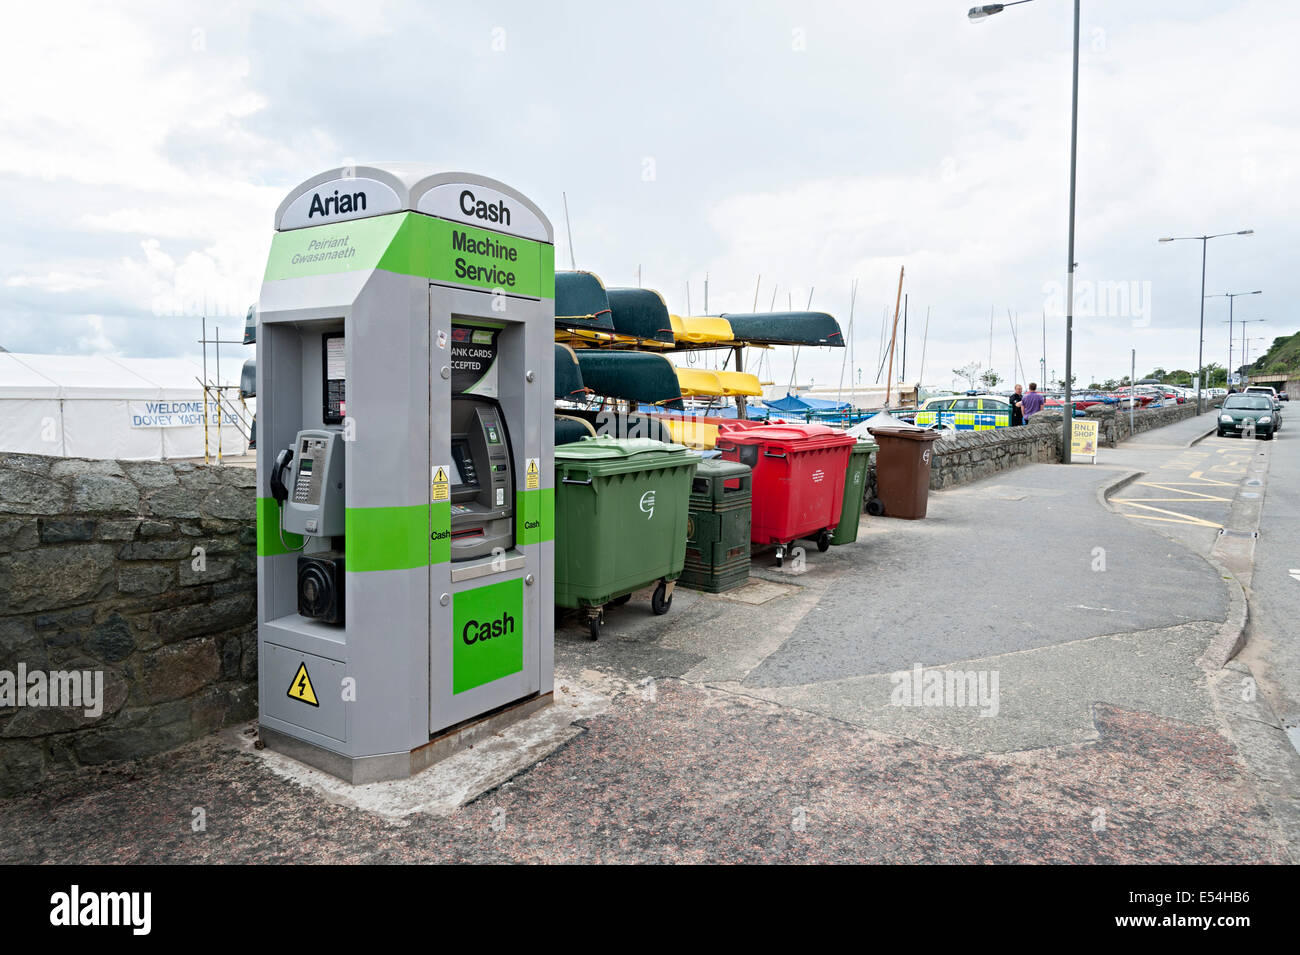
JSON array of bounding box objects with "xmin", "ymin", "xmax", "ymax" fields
[{"xmin": 450, "ymin": 437, "xmax": 478, "ymax": 488}]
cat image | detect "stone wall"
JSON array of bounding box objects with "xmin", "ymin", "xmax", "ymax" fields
[
  {"xmin": 0, "ymin": 454, "xmax": 257, "ymax": 796},
  {"xmin": 1086, "ymin": 399, "xmax": 1215, "ymax": 447},
  {"xmin": 928, "ymin": 418, "xmax": 1062, "ymax": 491},
  {"xmin": 926, "ymin": 400, "xmax": 1217, "ymax": 491}
]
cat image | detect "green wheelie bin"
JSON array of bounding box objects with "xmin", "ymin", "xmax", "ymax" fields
[
  {"xmin": 830, "ymin": 439, "xmax": 876, "ymax": 545},
  {"xmin": 554, "ymin": 436, "xmax": 700, "ymax": 640}
]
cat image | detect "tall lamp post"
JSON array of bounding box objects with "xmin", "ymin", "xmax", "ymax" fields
[
  {"xmin": 1157, "ymin": 230, "xmax": 1254, "ymax": 412},
  {"xmin": 1207, "ymin": 290, "xmax": 1261, "ymax": 388},
  {"xmin": 969, "ymin": 0, "xmax": 1079, "ymax": 462},
  {"xmin": 1237, "ymin": 319, "xmax": 1268, "ymax": 384}
]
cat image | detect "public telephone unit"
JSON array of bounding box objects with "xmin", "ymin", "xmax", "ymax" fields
[
  {"xmin": 448, "ymin": 396, "xmax": 514, "ymax": 561},
  {"xmin": 271, "ymin": 429, "xmax": 346, "ymax": 626},
  {"xmin": 272, "ymin": 429, "xmax": 346, "ymax": 538}
]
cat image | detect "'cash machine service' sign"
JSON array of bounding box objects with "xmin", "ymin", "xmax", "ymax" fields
[
  {"xmin": 417, "ymin": 183, "xmax": 548, "ymax": 242},
  {"xmin": 450, "ymin": 326, "xmax": 499, "ymax": 397}
]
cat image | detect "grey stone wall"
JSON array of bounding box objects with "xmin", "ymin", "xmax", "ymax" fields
[
  {"xmin": 1086, "ymin": 399, "xmax": 1215, "ymax": 447},
  {"xmin": 928, "ymin": 418, "xmax": 1062, "ymax": 491},
  {"xmin": 0, "ymin": 454, "xmax": 257, "ymax": 796},
  {"xmin": 926, "ymin": 400, "xmax": 1217, "ymax": 491}
]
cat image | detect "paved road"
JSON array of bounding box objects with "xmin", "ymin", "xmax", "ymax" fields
[{"xmin": 1238, "ymin": 411, "xmax": 1300, "ymax": 751}]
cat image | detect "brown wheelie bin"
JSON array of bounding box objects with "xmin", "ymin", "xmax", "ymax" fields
[{"xmin": 866, "ymin": 426, "xmax": 940, "ymax": 519}]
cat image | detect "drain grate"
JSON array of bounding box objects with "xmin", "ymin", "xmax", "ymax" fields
[{"xmin": 1217, "ymin": 529, "xmax": 1259, "ymax": 538}]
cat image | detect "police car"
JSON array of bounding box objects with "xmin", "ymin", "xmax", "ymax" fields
[{"xmin": 910, "ymin": 394, "xmax": 1013, "ymax": 431}]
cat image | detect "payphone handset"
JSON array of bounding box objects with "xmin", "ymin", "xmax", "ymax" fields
[
  {"xmin": 276, "ymin": 430, "xmax": 346, "ymax": 538},
  {"xmin": 447, "ymin": 396, "xmax": 515, "ymax": 561}
]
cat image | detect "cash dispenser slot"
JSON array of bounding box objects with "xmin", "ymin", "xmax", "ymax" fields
[{"xmin": 448, "ymin": 395, "xmax": 515, "ymax": 562}]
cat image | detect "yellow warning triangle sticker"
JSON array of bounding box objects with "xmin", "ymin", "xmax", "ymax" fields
[
  {"xmin": 433, "ymin": 466, "xmax": 448, "ymax": 484},
  {"xmin": 287, "ymin": 662, "xmax": 319, "ymax": 707},
  {"xmin": 526, "ymin": 460, "xmax": 539, "ymax": 476}
]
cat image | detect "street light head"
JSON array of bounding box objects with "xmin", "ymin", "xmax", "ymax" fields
[
  {"xmin": 1158, "ymin": 237, "xmax": 1174, "ymax": 243},
  {"xmin": 968, "ymin": 4, "xmax": 1005, "ymax": 20},
  {"xmin": 1237, "ymin": 229, "xmax": 1254, "ymax": 235}
]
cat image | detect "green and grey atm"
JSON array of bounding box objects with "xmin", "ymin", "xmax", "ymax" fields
[{"xmin": 255, "ymin": 164, "xmax": 556, "ymax": 782}]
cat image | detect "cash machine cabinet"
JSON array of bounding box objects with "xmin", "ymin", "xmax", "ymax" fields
[
  {"xmin": 448, "ymin": 396, "xmax": 514, "ymax": 561},
  {"xmin": 255, "ymin": 164, "xmax": 555, "ymax": 784}
]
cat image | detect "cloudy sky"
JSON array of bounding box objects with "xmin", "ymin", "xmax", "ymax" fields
[{"xmin": 2, "ymin": 0, "xmax": 1296, "ymax": 392}]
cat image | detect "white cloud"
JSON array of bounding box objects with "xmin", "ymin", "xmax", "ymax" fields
[{"xmin": 0, "ymin": 0, "xmax": 1296, "ymax": 393}]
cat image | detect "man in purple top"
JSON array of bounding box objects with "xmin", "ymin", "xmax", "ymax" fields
[{"xmin": 1021, "ymin": 382, "xmax": 1046, "ymax": 420}]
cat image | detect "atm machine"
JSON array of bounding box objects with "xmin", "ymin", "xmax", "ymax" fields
[{"xmin": 255, "ymin": 164, "xmax": 555, "ymax": 783}]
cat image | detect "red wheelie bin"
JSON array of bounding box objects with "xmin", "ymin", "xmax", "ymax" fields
[{"xmin": 715, "ymin": 424, "xmax": 855, "ymax": 566}]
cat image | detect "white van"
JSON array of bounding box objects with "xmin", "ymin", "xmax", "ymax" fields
[{"xmin": 1244, "ymin": 385, "xmax": 1282, "ymax": 410}]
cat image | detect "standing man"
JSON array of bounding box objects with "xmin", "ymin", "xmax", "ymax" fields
[
  {"xmin": 1021, "ymin": 382, "xmax": 1046, "ymax": 421},
  {"xmin": 1009, "ymin": 384, "xmax": 1025, "ymax": 426}
]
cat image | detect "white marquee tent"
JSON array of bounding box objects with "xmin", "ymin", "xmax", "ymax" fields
[{"xmin": 0, "ymin": 352, "xmax": 252, "ymax": 460}]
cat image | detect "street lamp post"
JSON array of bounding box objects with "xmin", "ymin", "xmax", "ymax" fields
[
  {"xmin": 1207, "ymin": 290, "xmax": 1261, "ymax": 388},
  {"xmin": 1157, "ymin": 231, "xmax": 1254, "ymax": 412},
  {"xmin": 1237, "ymin": 319, "xmax": 1267, "ymax": 385},
  {"xmin": 969, "ymin": 0, "xmax": 1079, "ymax": 463}
]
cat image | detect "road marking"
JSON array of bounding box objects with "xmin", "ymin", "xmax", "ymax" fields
[
  {"xmin": 1122, "ymin": 514, "xmax": 1220, "ymax": 527},
  {"xmin": 1189, "ymin": 470, "xmax": 1203, "ymax": 479},
  {"xmin": 1113, "ymin": 501, "xmax": 1224, "ymax": 528},
  {"xmin": 1112, "ymin": 501, "xmax": 1232, "ymax": 509},
  {"xmin": 1123, "ymin": 482, "xmax": 1232, "ymax": 502},
  {"xmin": 1290, "ymin": 569, "xmax": 1300, "ymax": 583}
]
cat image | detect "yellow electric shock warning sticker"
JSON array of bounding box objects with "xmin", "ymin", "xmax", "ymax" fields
[
  {"xmin": 431, "ymin": 465, "xmax": 450, "ymax": 502},
  {"xmin": 525, "ymin": 458, "xmax": 540, "ymax": 490},
  {"xmin": 287, "ymin": 663, "xmax": 319, "ymax": 707}
]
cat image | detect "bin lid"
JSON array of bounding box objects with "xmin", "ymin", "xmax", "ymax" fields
[
  {"xmin": 554, "ymin": 435, "xmax": 690, "ymax": 460},
  {"xmin": 867, "ymin": 426, "xmax": 940, "ymax": 442},
  {"xmin": 695, "ymin": 457, "xmax": 751, "ymax": 477},
  {"xmin": 718, "ymin": 423, "xmax": 855, "ymax": 450}
]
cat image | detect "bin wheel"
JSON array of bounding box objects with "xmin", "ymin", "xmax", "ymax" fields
[
  {"xmin": 588, "ymin": 617, "xmax": 601, "ymax": 641},
  {"xmin": 817, "ymin": 530, "xmax": 832, "ymax": 552},
  {"xmin": 865, "ymin": 498, "xmax": 885, "ymax": 517},
  {"xmin": 775, "ymin": 545, "xmax": 786, "ymax": 568},
  {"xmin": 651, "ymin": 581, "xmax": 672, "ymax": 615},
  {"xmin": 610, "ymin": 593, "xmax": 632, "ymax": 607}
]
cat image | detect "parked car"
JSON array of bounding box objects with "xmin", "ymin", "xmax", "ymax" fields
[
  {"xmin": 1218, "ymin": 394, "xmax": 1281, "ymax": 439},
  {"xmin": 1243, "ymin": 385, "xmax": 1283, "ymax": 411},
  {"xmin": 911, "ymin": 394, "xmax": 1012, "ymax": 430}
]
